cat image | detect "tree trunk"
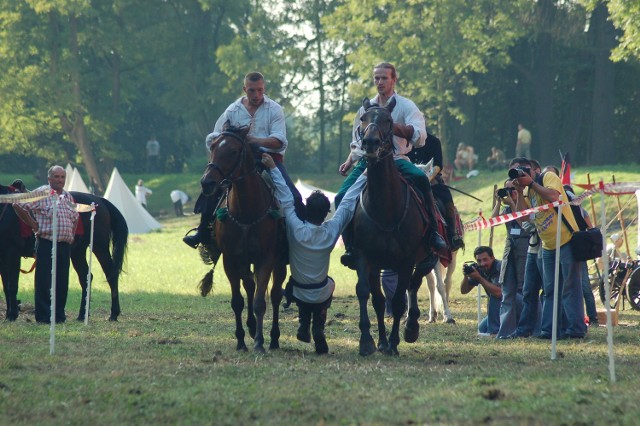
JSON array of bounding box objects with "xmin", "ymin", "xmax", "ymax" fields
[
  {"xmin": 314, "ymin": 0, "xmax": 326, "ymax": 173},
  {"xmin": 532, "ymin": 0, "xmax": 556, "ymax": 164},
  {"xmin": 64, "ymin": 15, "xmax": 104, "ymax": 191},
  {"xmin": 589, "ymin": 3, "xmax": 616, "ymax": 165}
]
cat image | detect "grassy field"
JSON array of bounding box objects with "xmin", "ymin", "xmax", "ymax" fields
[{"xmin": 2, "ymin": 166, "xmax": 640, "ymax": 424}]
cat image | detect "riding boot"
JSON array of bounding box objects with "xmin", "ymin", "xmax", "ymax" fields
[
  {"xmin": 312, "ymin": 301, "xmax": 329, "ymax": 354},
  {"xmin": 296, "ymin": 302, "xmax": 312, "ymax": 343},
  {"xmin": 182, "ymin": 195, "xmax": 218, "ymax": 248},
  {"xmin": 339, "ymin": 222, "xmax": 357, "ymax": 270},
  {"xmin": 445, "ymin": 202, "xmax": 464, "ymax": 250},
  {"xmin": 416, "ymin": 183, "xmax": 447, "ymax": 252}
]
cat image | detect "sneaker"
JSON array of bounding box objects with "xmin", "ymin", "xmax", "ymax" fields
[
  {"xmin": 296, "ymin": 326, "xmax": 311, "ymax": 343},
  {"xmin": 314, "ymin": 333, "xmax": 328, "ymax": 355}
]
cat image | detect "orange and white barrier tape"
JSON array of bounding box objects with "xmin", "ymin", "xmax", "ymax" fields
[{"xmin": 463, "ymin": 181, "xmax": 640, "ymax": 232}]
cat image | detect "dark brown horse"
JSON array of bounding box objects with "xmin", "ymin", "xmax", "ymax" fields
[
  {"xmin": 198, "ymin": 125, "xmax": 287, "ymax": 353},
  {"xmin": 351, "ymin": 98, "xmax": 436, "ymax": 356},
  {"xmin": 0, "ymin": 189, "xmax": 127, "ymax": 321}
]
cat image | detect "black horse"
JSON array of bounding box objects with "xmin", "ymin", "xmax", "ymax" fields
[
  {"xmin": 350, "ymin": 98, "xmax": 437, "ymax": 356},
  {"xmin": 0, "ymin": 190, "xmax": 128, "ymax": 321}
]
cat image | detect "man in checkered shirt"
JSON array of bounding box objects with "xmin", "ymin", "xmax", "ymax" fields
[{"xmin": 13, "ymin": 165, "xmax": 79, "ymax": 324}]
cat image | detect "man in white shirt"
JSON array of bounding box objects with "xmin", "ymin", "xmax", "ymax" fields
[
  {"xmin": 336, "ymin": 62, "xmax": 446, "ymax": 268},
  {"xmin": 170, "ymin": 189, "xmax": 190, "ymax": 217},
  {"xmin": 262, "ymin": 153, "xmax": 366, "ymax": 354},
  {"xmin": 184, "ymin": 72, "xmax": 303, "ymax": 252}
]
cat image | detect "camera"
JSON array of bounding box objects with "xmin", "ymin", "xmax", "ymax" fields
[
  {"xmin": 497, "ymin": 188, "xmax": 510, "ymax": 198},
  {"xmin": 462, "ymin": 261, "xmax": 479, "ymax": 275},
  {"xmin": 508, "ymin": 166, "xmax": 531, "ymax": 179}
]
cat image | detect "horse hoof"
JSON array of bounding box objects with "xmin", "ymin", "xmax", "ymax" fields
[
  {"xmin": 237, "ymin": 343, "xmax": 248, "ymax": 352},
  {"xmin": 384, "ymin": 345, "xmax": 400, "ymax": 356},
  {"xmin": 254, "ymin": 345, "xmax": 266, "ymax": 354},
  {"xmin": 359, "ymin": 339, "xmax": 377, "ymax": 356},
  {"xmin": 269, "ymin": 341, "xmax": 280, "ymax": 350},
  {"xmin": 404, "ymin": 324, "xmax": 420, "ymax": 343},
  {"xmin": 445, "ymin": 318, "xmax": 456, "ymax": 324}
]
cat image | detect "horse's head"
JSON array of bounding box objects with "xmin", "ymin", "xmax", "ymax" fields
[
  {"xmin": 358, "ymin": 97, "xmax": 396, "ymax": 160},
  {"xmin": 201, "ymin": 124, "xmax": 251, "ymax": 196}
]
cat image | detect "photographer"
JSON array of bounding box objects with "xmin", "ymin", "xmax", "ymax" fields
[
  {"xmin": 460, "ymin": 246, "xmax": 502, "ymax": 335},
  {"xmin": 511, "ymin": 158, "xmax": 586, "ymax": 339},
  {"xmin": 492, "ymin": 180, "xmax": 528, "ymax": 339}
]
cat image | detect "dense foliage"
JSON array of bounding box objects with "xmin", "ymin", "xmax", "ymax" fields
[{"xmin": 1, "ymin": 0, "xmax": 639, "ymax": 184}]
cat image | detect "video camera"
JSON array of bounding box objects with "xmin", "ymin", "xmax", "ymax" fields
[
  {"xmin": 508, "ymin": 166, "xmax": 531, "ymax": 180},
  {"xmin": 462, "ymin": 261, "xmax": 479, "ymax": 276}
]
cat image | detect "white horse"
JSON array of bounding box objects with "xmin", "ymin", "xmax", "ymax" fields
[{"xmin": 425, "ymin": 250, "xmax": 458, "ymax": 323}]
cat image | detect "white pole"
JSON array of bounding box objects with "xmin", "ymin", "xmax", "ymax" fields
[
  {"xmin": 84, "ymin": 204, "xmax": 96, "ymax": 325},
  {"xmin": 602, "ymin": 182, "xmax": 616, "ymax": 382},
  {"xmin": 49, "ymin": 195, "xmax": 59, "ymax": 355},
  {"xmin": 477, "ymin": 209, "xmax": 483, "ymax": 334},
  {"xmin": 551, "ymin": 196, "xmax": 563, "ymax": 360}
]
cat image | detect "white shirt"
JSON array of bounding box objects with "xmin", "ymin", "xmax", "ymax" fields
[
  {"xmin": 205, "ymin": 95, "xmax": 288, "ymax": 154},
  {"xmin": 135, "ymin": 185, "xmax": 152, "ymax": 206},
  {"xmin": 271, "ymin": 167, "xmax": 367, "ymax": 303},
  {"xmin": 350, "ymin": 93, "xmax": 426, "ymax": 162},
  {"xmin": 170, "ymin": 190, "xmax": 189, "ymax": 204}
]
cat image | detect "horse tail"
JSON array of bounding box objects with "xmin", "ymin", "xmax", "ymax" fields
[
  {"xmin": 104, "ymin": 197, "xmax": 129, "ymax": 276},
  {"xmin": 199, "ymin": 269, "xmax": 214, "ymax": 297}
]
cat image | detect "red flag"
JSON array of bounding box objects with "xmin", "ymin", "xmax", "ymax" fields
[{"xmin": 560, "ymin": 152, "xmax": 571, "ymax": 185}]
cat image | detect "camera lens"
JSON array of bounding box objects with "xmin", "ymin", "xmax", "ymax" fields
[
  {"xmin": 508, "ymin": 168, "xmax": 520, "ymax": 179},
  {"xmin": 497, "ymin": 188, "xmax": 508, "ymax": 198}
]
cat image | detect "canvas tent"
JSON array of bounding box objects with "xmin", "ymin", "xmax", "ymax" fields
[
  {"xmin": 63, "ymin": 163, "xmax": 74, "ymax": 190},
  {"xmin": 67, "ymin": 167, "xmax": 91, "ymax": 193},
  {"xmin": 104, "ymin": 168, "xmax": 161, "ymax": 234}
]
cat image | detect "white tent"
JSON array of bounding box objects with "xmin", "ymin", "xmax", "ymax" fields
[
  {"xmin": 104, "ymin": 168, "xmax": 161, "ymax": 234},
  {"xmin": 67, "ymin": 168, "xmax": 90, "ymax": 193},
  {"xmin": 63, "ymin": 163, "xmax": 74, "ymax": 190},
  {"xmin": 295, "ymin": 179, "xmax": 338, "ymax": 219}
]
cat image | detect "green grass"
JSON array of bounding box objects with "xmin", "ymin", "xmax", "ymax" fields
[{"xmin": 2, "ymin": 166, "xmax": 640, "ymax": 424}]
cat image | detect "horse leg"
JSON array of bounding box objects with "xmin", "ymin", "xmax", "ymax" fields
[
  {"xmin": 386, "ymin": 267, "xmax": 412, "ymax": 355},
  {"xmin": 228, "ymin": 268, "xmax": 248, "ymax": 351},
  {"xmin": 355, "ymin": 258, "xmax": 376, "ymax": 356},
  {"xmin": 241, "ymin": 274, "xmax": 256, "ymax": 339},
  {"xmin": 425, "ymin": 271, "xmax": 438, "ymax": 323},
  {"xmin": 435, "ymin": 262, "xmax": 455, "ymax": 324},
  {"xmin": 252, "ymin": 263, "xmax": 274, "ymax": 354},
  {"xmin": 95, "ymin": 248, "xmax": 122, "ymax": 322},
  {"xmin": 70, "ymin": 247, "xmax": 90, "ymax": 321},
  {"xmin": 1, "ymin": 254, "xmax": 21, "ymax": 321},
  {"xmin": 405, "ymin": 267, "xmax": 425, "ymax": 343},
  {"xmin": 269, "ymin": 261, "xmax": 286, "ymax": 350},
  {"xmin": 369, "ymin": 269, "xmax": 388, "ymax": 352}
]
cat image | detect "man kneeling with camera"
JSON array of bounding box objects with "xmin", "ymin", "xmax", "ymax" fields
[{"xmin": 460, "ymin": 246, "xmax": 503, "ymax": 335}]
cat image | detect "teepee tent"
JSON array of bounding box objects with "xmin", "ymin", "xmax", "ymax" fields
[
  {"xmin": 63, "ymin": 163, "xmax": 74, "ymax": 190},
  {"xmin": 67, "ymin": 168, "xmax": 91, "ymax": 193},
  {"xmin": 104, "ymin": 168, "xmax": 161, "ymax": 234}
]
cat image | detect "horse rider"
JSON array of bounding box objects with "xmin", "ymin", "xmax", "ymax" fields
[
  {"xmin": 335, "ymin": 62, "xmax": 447, "ymax": 268},
  {"xmin": 407, "ymin": 133, "xmax": 464, "ymax": 250},
  {"xmin": 183, "ymin": 71, "xmax": 304, "ymax": 258}
]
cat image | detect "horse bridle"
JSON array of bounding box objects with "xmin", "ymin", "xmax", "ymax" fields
[
  {"xmin": 206, "ymin": 131, "xmax": 257, "ymax": 190},
  {"xmin": 358, "ymin": 108, "xmax": 395, "ymax": 160}
]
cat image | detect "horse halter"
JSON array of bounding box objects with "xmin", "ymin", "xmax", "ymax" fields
[{"xmin": 206, "ymin": 131, "xmax": 255, "ymax": 189}]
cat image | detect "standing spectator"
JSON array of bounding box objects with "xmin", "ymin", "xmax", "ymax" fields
[
  {"xmin": 146, "ymin": 135, "xmax": 160, "ymax": 173},
  {"xmin": 512, "ymin": 157, "xmax": 586, "ymax": 339},
  {"xmin": 170, "ymin": 189, "xmax": 190, "ymax": 217},
  {"xmin": 460, "ymin": 246, "xmax": 503, "ymax": 335},
  {"xmin": 493, "ymin": 180, "xmax": 528, "ymax": 338},
  {"xmin": 12, "ymin": 165, "xmax": 79, "ymax": 324},
  {"xmin": 515, "ymin": 124, "xmax": 532, "ymax": 158},
  {"xmin": 264, "ymin": 153, "xmax": 367, "ymax": 354},
  {"xmin": 135, "ymin": 179, "xmax": 152, "ymax": 209}
]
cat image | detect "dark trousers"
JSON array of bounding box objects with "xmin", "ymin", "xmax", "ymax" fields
[
  {"xmin": 295, "ymin": 296, "xmax": 332, "ymax": 335},
  {"xmin": 34, "ymin": 239, "xmax": 70, "ymax": 323},
  {"xmin": 173, "ymin": 200, "xmax": 184, "ymax": 217}
]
